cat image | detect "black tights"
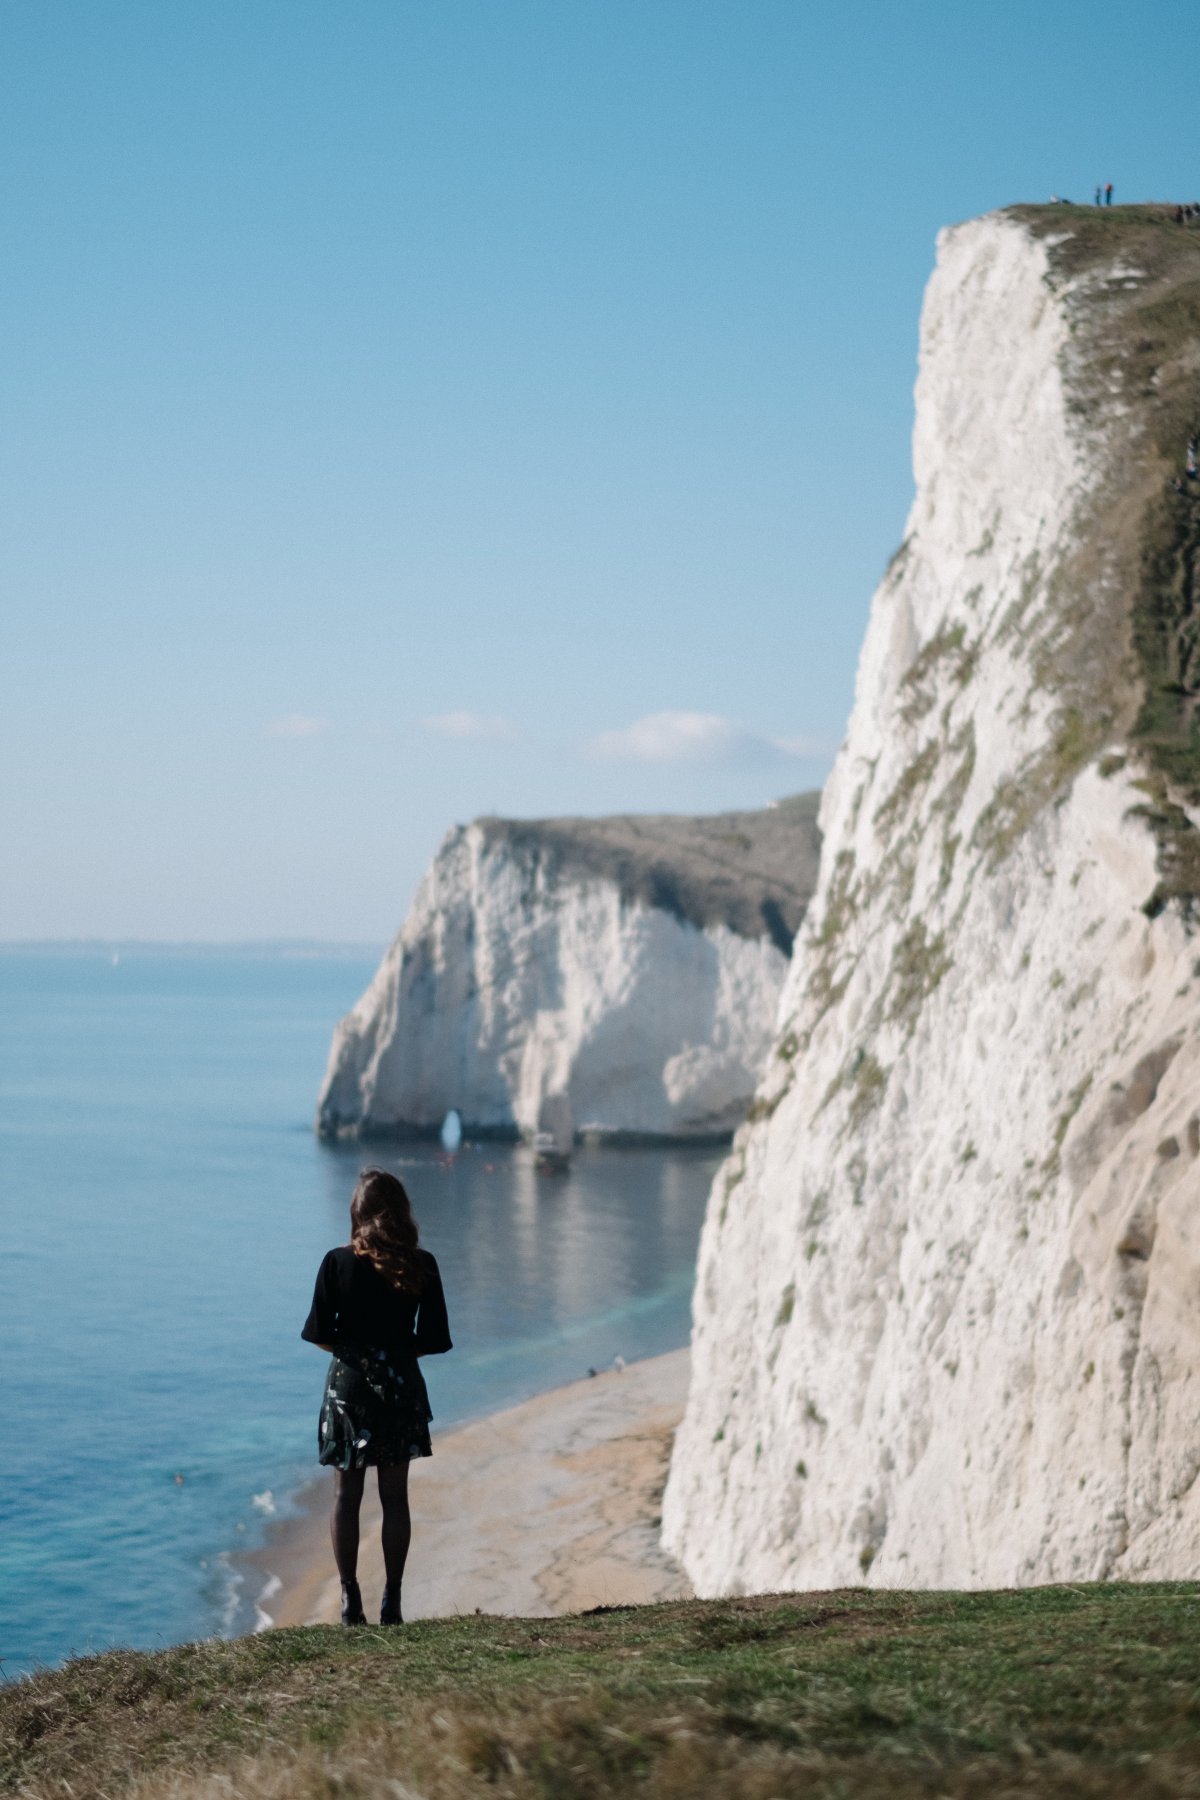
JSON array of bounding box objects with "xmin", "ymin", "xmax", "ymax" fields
[{"xmin": 330, "ymin": 1462, "xmax": 412, "ymax": 1596}]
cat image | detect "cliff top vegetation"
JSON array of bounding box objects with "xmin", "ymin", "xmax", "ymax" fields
[
  {"xmin": 1006, "ymin": 203, "xmax": 1200, "ymax": 913},
  {"xmin": 4, "ymin": 1587, "xmax": 1199, "ymax": 1800},
  {"xmin": 476, "ymin": 795, "xmax": 821, "ymax": 954}
]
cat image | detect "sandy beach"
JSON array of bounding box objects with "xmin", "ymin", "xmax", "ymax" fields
[{"xmin": 256, "ymin": 1348, "xmax": 692, "ymax": 1627}]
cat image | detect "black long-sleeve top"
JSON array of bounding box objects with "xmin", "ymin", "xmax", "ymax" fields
[{"xmin": 301, "ymin": 1245, "xmax": 452, "ymax": 1358}]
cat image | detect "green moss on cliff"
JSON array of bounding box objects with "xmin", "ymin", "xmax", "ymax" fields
[
  {"xmin": 898, "ymin": 620, "xmax": 978, "ymax": 727},
  {"xmin": 1011, "ymin": 204, "xmax": 1200, "ymax": 909},
  {"xmin": 887, "ymin": 920, "xmax": 953, "ymax": 1027},
  {"xmin": 1130, "ymin": 774, "xmax": 1200, "ymax": 919}
]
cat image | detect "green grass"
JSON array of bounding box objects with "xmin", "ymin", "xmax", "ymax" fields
[{"xmin": 4, "ymin": 1589, "xmax": 1200, "ymax": 1798}]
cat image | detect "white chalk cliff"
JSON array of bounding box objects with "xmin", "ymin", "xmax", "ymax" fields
[
  {"xmin": 317, "ymin": 802, "xmax": 821, "ymax": 1142},
  {"xmin": 664, "ymin": 206, "xmax": 1200, "ymax": 1589}
]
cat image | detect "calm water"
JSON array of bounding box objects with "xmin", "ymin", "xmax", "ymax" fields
[{"xmin": 0, "ymin": 950, "xmax": 718, "ymax": 1678}]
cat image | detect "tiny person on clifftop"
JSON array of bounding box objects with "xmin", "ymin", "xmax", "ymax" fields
[{"xmin": 301, "ymin": 1168, "xmax": 453, "ymax": 1626}]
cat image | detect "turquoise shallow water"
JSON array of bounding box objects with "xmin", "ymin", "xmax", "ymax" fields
[{"xmin": 0, "ymin": 950, "xmax": 718, "ymax": 1678}]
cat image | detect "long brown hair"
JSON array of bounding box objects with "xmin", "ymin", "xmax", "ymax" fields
[{"xmin": 349, "ymin": 1168, "xmax": 424, "ymax": 1294}]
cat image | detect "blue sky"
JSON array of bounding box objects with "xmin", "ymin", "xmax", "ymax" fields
[{"xmin": 3, "ymin": 1, "xmax": 1194, "ymax": 940}]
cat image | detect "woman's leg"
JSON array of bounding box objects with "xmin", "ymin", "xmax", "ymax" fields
[
  {"xmin": 330, "ymin": 1465, "xmax": 367, "ymax": 1621},
  {"xmin": 377, "ymin": 1460, "xmax": 411, "ymax": 1623}
]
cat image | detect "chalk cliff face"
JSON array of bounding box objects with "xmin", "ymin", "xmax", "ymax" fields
[
  {"xmin": 664, "ymin": 208, "xmax": 1200, "ymax": 1590},
  {"xmin": 317, "ymin": 801, "xmax": 821, "ymax": 1142}
]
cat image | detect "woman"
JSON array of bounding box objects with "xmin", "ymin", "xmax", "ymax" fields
[{"xmin": 302, "ymin": 1168, "xmax": 452, "ymax": 1626}]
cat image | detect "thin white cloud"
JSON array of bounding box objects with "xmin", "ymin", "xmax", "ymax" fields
[
  {"xmin": 584, "ymin": 710, "xmax": 820, "ymax": 767},
  {"xmin": 424, "ymin": 711, "xmax": 515, "ymax": 740},
  {"xmin": 264, "ymin": 714, "xmax": 330, "ymax": 739},
  {"xmin": 771, "ymin": 733, "xmax": 824, "ymax": 758}
]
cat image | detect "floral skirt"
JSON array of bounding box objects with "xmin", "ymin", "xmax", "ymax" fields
[{"xmin": 318, "ymin": 1339, "xmax": 433, "ymax": 1470}]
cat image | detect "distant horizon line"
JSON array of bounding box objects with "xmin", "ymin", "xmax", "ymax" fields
[{"xmin": 0, "ymin": 937, "xmax": 386, "ymax": 957}]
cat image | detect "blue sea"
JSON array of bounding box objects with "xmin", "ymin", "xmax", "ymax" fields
[{"xmin": 0, "ymin": 949, "xmax": 719, "ymax": 1680}]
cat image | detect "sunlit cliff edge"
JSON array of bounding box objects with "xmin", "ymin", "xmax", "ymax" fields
[
  {"xmin": 664, "ymin": 205, "xmax": 1200, "ymax": 1590},
  {"xmin": 316, "ymin": 801, "xmax": 820, "ymax": 1142}
]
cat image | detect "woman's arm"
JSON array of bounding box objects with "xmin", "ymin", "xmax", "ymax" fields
[
  {"xmin": 301, "ymin": 1251, "xmax": 339, "ymax": 1347},
  {"xmin": 413, "ymin": 1253, "xmax": 453, "ymax": 1356}
]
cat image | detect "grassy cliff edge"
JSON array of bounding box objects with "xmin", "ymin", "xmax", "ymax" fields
[{"xmin": 4, "ymin": 1589, "xmax": 1200, "ymax": 1799}]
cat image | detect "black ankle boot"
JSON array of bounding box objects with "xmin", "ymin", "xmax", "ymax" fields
[
  {"xmin": 340, "ymin": 1579, "xmax": 366, "ymax": 1625},
  {"xmin": 380, "ymin": 1584, "xmax": 403, "ymax": 1626}
]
